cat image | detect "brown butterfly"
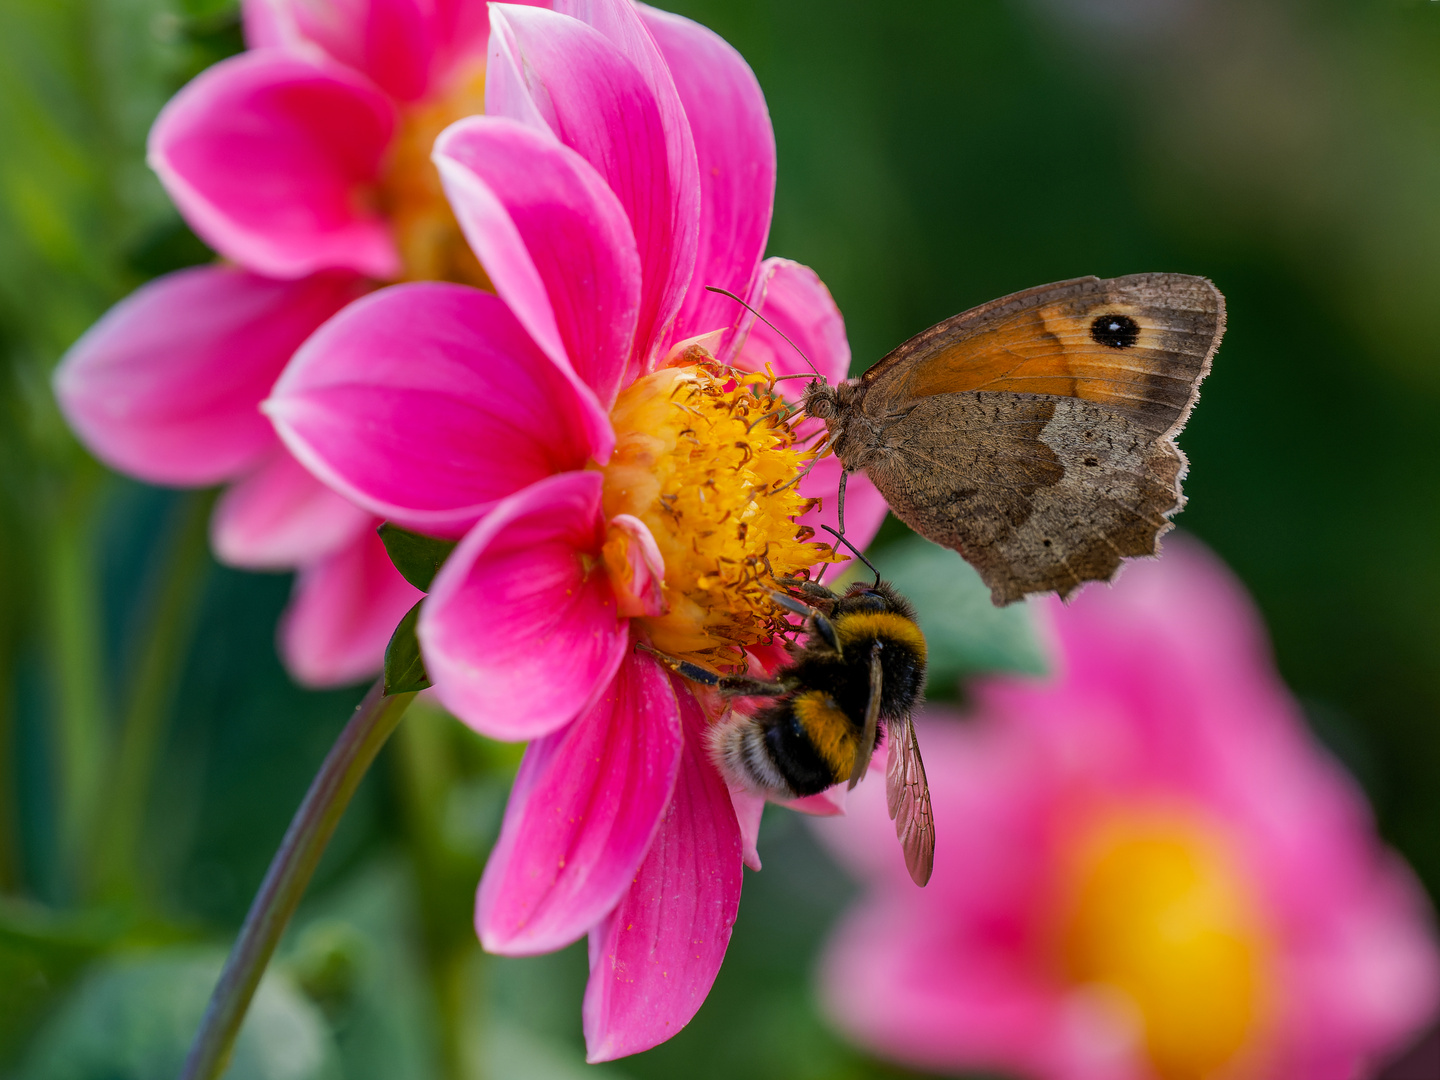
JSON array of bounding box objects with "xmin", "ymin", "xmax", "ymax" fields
[{"xmin": 804, "ymin": 273, "xmax": 1226, "ymax": 605}]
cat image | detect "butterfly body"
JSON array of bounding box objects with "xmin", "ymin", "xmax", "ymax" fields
[{"xmin": 804, "ymin": 273, "xmax": 1226, "ymax": 605}]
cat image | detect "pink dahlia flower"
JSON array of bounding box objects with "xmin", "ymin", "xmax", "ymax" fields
[
  {"xmin": 264, "ymin": 0, "xmax": 887, "ymax": 1058},
  {"xmin": 52, "ymin": 0, "xmax": 545, "ymax": 685},
  {"xmin": 813, "ymin": 539, "xmax": 1439, "ymax": 1080}
]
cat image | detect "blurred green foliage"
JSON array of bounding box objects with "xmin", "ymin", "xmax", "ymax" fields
[{"xmin": 1, "ymin": 0, "xmax": 1437, "ymax": 1078}]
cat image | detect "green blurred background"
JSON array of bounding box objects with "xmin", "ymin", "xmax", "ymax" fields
[{"xmin": 1, "ymin": 0, "xmax": 1437, "ymax": 1077}]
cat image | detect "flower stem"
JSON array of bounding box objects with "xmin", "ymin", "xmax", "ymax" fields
[{"xmin": 179, "ymin": 681, "xmax": 415, "ymax": 1080}]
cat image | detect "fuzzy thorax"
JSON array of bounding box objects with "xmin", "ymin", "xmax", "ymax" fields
[{"xmin": 601, "ymin": 363, "xmax": 836, "ymax": 665}]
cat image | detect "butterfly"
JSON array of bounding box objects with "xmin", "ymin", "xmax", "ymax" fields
[{"xmin": 801, "ymin": 273, "xmax": 1226, "ymax": 605}]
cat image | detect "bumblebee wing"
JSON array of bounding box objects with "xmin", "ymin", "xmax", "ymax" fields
[
  {"xmin": 885, "ymin": 711, "xmax": 935, "ymax": 887},
  {"xmin": 848, "ymin": 642, "xmax": 883, "ymax": 789}
]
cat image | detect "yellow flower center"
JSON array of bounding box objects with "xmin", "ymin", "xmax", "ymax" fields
[
  {"xmin": 600, "ymin": 359, "xmax": 836, "ymax": 666},
  {"xmin": 378, "ymin": 65, "xmax": 492, "ymax": 289},
  {"xmin": 1056, "ymin": 807, "xmax": 1274, "ymax": 1080}
]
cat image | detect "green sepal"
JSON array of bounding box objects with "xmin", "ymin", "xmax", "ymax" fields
[
  {"xmin": 383, "ymin": 601, "xmax": 431, "ymax": 696},
  {"xmin": 377, "ymin": 523, "xmax": 457, "ymax": 592}
]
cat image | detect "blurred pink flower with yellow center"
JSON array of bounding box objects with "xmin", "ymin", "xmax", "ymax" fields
[
  {"xmin": 814, "ymin": 539, "xmax": 1439, "ymax": 1080},
  {"xmin": 54, "ymin": 0, "xmax": 546, "ymax": 686}
]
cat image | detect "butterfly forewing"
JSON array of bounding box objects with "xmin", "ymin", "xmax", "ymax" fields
[{"xmin": 885, "ymin": 712, "xmax": 934, "ymax": 887}]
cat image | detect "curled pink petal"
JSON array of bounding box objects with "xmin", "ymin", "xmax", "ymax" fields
[
  {"xmin": 266, "ymin": 282, "xmax": 613, "ymax": 537},
  {"xmin": 487, "ymin": 4, "xmax": 698, "ymax": 374},
  {"xmin": 639, "ymin": 4, "xmax": 775, "ymax": 345},
  {"xmin": 211, "ymin": 450, "xmax": 373, "ymax": 569},
  {"xmin": 728, "ymin": 785, "xmax": 764, "ymax": 872},
  {"xmin": 54, "ymin": 266, "xmax": 363, "ymax": 486},
  {"xmin": 603, "ymin": 514, "xmax": 665, "ymax": 619},
  {"xmin": 278, "ymin": 525, "xmax": 423, "ymax": 687},
  {"xmin": 476, "ymin": 651, "xmax": 682, "ymax": 956},
  {"xmin": 149, "ymin": 49, "xmax": 399, "ymax": 279},
  {"xmin": 434, "ymin": 116, "xmax": 641, "ymax": 407},
  {"xmin": 730, "ymin": 257, "xmax": 850, "ymax": 383},
  {"xmin": 583, "ymin": 677, "xmax": 743, "ymax": 1062},
  {"xmin": 419, "ymin": 471, "xmax": 629, "ymax": 740}
]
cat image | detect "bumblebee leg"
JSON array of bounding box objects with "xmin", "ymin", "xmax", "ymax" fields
[
  {"xmin": 769, "ymin": 590, "xmax": 813, "ymax": 618},
  {"xmin": 769, "ymin": 590, "xmax": 841, "ymax": 655},
  {"xmin": 775, "ymin": 578, "xmax": 839, "ymax": 606},
  {"xmin": 716, "ymin": 674, "xmax": 790, "ymax": 697},
  {"xmin": 635, "ymin": 643, "xmax": 723, "ymax": 686},
  {"xmin": 636, "ymin": 643, "xmax": 789, "ymax": 697}
]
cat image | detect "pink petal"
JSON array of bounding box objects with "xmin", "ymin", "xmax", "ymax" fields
[
  {"xmin": 245, "ymin": 0, "xmax": 538, "ymax": 101},
  {"xmin": 265, "ymin": 281, "xmax": 613, "ymax": 538},
  {"xmin": 419, "ymin": 471, "xmax": 630, "ymax": 740},
  {"xmin": 729, "ymin": 257, "xmax": 851, "ymax": 383},
  {"xmin": 211, "ymin": 449, "xmax": 373, "ymax": 569},
  {"xmin": 639, "ymin": 5, "xmax": 775, "ymax": 345},
  {"xmin": 278, "ymin": 524, "xmax": 423, "ymax": 687},
  {"xmin": 476, "ymin": 651, "xmax": 683, "ymax": 955},
  {"xmin": 583, "ymin": 677, "xmax": 743, "ymax": 1062},
  {"xmin": 241, "ymin": 0, "xmax": 288, "ymax": 48},
  {"xmin": 434, "ymin": 116, "xmax": 641, "ymax": 407},
  {"xmin": 54, "ymin": 266, "xmax": 364, "ymax": 486},
  {"xmin": 784, "ymin": 785, "xmax": 849, "ymax": 817},
  {"xmin": 149, "ymin": 49, "xmax": 399, "ymax": 279},
  {"xmin": 728, "ymin": 785, "xmax": 764, "ymax": 871},
  {"xmin": 487, "ymin": 4, "xmax": 699, "ymax": 374}
]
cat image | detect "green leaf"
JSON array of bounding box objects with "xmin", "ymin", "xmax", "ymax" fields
[
  {"xmin": 876, "ymin": 534, "xmax": 1049, "ymax": 695},
  {"xmin": 383, "ymin": 602, "xmax": 430, "ymax": 696},
  {"xmin": 18, "ymin": 946, "xmax": 341, "ymax": 1080},
  {"xmin": 0, "ymin": 900, "xmax": 129, "ymax": 1058},
  {"xmin": 376, "ymin": 524, "xmax": 456, "ymax": 592}
]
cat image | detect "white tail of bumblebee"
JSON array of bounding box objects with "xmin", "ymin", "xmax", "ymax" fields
[{"xmin": 707, "ymin": 711, "xmax": 796, "ymax": 799}]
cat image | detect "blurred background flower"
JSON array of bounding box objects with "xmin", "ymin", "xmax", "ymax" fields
[
  {"xmin": 813, "ymin": 539, "xmax": 1439, "ymax": 1080},
  {"xmin": 3, "ymin": 0, "xmax": 1440, "ymax": 1078}
]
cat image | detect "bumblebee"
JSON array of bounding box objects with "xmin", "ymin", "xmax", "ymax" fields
[{"xmin": 643, "ymin": 574, "xmax": 935, "ymax": 886}]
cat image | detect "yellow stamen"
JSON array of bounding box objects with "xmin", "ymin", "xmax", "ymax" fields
[
  {"xmin": 379, "ymin": 65, "xmax": 493, "ymax": 289},
  {"xmin": 1056, "ymin": 807, "xmax": 1273, "ymax": 1080},
  {"xmin": 601, "ymin": 362, "xmax": 837, "ymax": 665}
]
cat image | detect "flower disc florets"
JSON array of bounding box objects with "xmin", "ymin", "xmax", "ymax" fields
[{"xmin": 602, "ymin": 360, "xmax": 835, "ymax": 665}]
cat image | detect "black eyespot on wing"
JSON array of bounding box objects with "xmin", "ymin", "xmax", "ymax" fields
[{"xmin": 1090, "ymin": 313, "xmax": 1140, "ymax": 349}]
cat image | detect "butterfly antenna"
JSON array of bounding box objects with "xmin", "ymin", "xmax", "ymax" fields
[
  {"xmin": 705, "ymin": 285, "xmax": 823, "ymax": 380},
  {"xmin": 822, "ymin": 525, "xmax": 881, "ymax": 588}
]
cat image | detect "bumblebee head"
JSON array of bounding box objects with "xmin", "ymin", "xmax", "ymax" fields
[{"xmin": 836, "ymin": 580, "xmax": 918, "ymax": 623}]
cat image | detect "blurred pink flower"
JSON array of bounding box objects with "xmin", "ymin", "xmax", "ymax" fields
[
  {"xmin": 265, "ymin": 0, "xmax": 885, "ymax": 1059},
  {"xmin": 813, "ymin": 539, "xmax": 1439, "ymax": 1080},
  {"xmin": 52, "ymin": 0, "xmax": 550, "ymax": 685}
]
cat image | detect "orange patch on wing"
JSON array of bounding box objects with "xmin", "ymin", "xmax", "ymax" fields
[{"xmin": 893, "ymin": 303, "xmax": 1181, "ymax": 412}]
